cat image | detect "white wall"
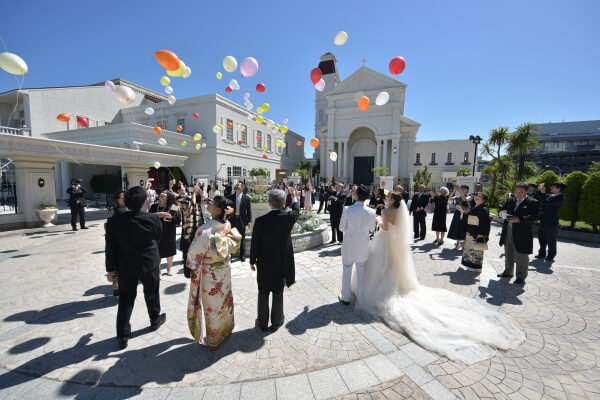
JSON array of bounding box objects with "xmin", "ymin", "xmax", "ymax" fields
[{"xmin": 413, "ymin": 139, "xmax": 475, "ymax": 184}]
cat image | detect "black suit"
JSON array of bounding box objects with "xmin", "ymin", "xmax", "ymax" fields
[
  {"xmin": 409, "ymin": 192, "xmax": 430, "ymax": 239},
  {"xmin": 229, "ymin": 192, "xmax": 252, "ymax": 259},
  {"xmin": 538, "ymin": 193, "xmax": 565, "ymax": 259},
  {"xmin": 402, "ymin": 190, "xmax": 409, "ymax": 203},
  {"xmin": 328, "ymin": 190, "xmax": 347, "ymax": 242},
  {"xmin": 66, "ymin": 185, "xmax": 87, "ymax": 229},
  {"xmin": 250, "ymin": 201, "xmax": 300, "ymax": 329},
  {"xmin": 105, "ymin": 211, "xmax": 163, "ymax": 339}
]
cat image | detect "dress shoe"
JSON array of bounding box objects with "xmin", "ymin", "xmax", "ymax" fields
[
  {"xmin": 338, "ymin": 296, "xmax": 350, "ymax": 305},
  {"xmin": 72, "ymin": 227, "xmax": 78, "ymax": 231},
  {"xmin": 338, "ymin": 240, "xmax": 343, "ymax": 244},
  {"xmin": 534, "ymin": 254, "xmax": 545, "ymax": 259},
  {"xmin": 240, "ymin": 257, "xmax": 246, "ymax": 262},
  {"xmin": 328, "ymin": 240, "xmax": 336, "ymax": 245},
  {"xmin": 414, "ymin": 235, "xmax": 419, "ymax": 239},
  {"xmin": 270, "ymin": 322, "xmax": 284, "ymax": 333},
  {"xmin": 514, "ymin": 278, "xmax": 526, "ymax": 285},
  {"xmin": 118, "ymin": 337, "xmax": 128, "ymax": 350},
  {"xmin": 255, "ymin": 320, "xmax": 268, "ymax": 332},
  {"xmin": 150, "ymin": 313, "xmax": 166, "ymax": 331},
  {"xmin": 80, "ymin": 226, "xmax": 88, "ymax": 229},
  {"xmin": 497, "ymin": 273, "xmax": 513, "ymax": 278}
]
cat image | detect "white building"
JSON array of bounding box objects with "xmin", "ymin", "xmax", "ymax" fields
[{"xmin": 314, "ymin": 53, "xmax": 478, "ymax": 187}]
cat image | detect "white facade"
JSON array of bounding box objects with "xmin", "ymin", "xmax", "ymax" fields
[{"xmin": 413, "ymin": 140, "xmax": 480, "ymax": 184}]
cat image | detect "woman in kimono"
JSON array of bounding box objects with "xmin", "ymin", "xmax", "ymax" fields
[
  {"xmin": 461, "ymin": 192, "xmax": 491, "ymax": 272},
  {"xmin": 186, "ymin": 196, "xmax": 242, "ymax": 350}
]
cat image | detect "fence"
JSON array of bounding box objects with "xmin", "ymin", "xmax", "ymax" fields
[{"xmin": 0, "ymin": 158, "xmax": 18, "ymax": 214}]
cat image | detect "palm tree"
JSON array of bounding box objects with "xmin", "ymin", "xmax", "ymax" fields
[
  {"xmin": 507, "ymin": 122, "xmax": 540, "ymax": 181},
  {"xmin": 481, "ymin": 126, "xmax": 510, "ymax": 205}
]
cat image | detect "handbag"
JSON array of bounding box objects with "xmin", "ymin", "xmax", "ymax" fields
[
  {"xmin": 472, "ymin": 242, "xmax": 488, "ymax": 251},
  {"xmin": 424, "ymin": 202, "xmax": 434, "ymax": 214}
]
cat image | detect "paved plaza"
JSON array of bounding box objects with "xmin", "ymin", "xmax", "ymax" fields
[{"xmin": 0, "ymin": 213, "xmax": 599, "ymax": 399}]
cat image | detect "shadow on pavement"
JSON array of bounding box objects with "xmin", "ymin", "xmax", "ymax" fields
[
  {"xmin": 529, "ymin": 258, "xmax": 554, "ymax": 274},
  {"xmin": 285, "ymin": 302, "xmax": 374, "ymax": 335},
  {"xmin": 435, "ymin": 268, "xmax": 480, "ymax": 285},
  {"xmin": 164, "ymin": 283, "xmax": 187, "ymax": 295},
  {"xmin": 318, "ymin": 247, "xmax": 341, "ymax": 257}
]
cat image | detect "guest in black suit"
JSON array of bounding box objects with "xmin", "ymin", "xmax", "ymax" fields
[
  {"xmin": 250, "ymin": 188, "xmax": 300, "ymax": 332},
  {"xmin": 536, "ymin": 182, "xmax": 566, "ymax": 262},
  {"xmin": 66, "ymin": 179, "xmax": 87, "ymax": 231},
  {"xmin": 328, "ymin": 182, "xmax": 347, "ymax": 244},
  {"xmin": 229, "ymin": 182, "xmax": 252, "ymax": 262},
  {"xmin": 106, "ymin": 191, "xmax": 127, "ymax": 297},
  {"xmin": 105, "ymin": 186, "xmax": 166, "ymax": 350},
  {"xmin": 498, "ymin": 183, "xmax": 540, "ymax": 285},
  {"xmin": 224, "ymin": 181, "xmax": 233, "ymax": 198},
  {"xmin": 409, "ymin": 184, "xmax": 430, "ymax": 240}
]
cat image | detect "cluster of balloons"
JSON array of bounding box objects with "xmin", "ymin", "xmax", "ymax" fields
[
  {"xmin": 0, "ymin": 52, "xmax": 28, "ymax": 75},
  {"xmin": 220, "ymin": 56, "xmax": 265, "ymax": 94},
  {"xmin": 155, "ymin": 50, "xmax": 191, "ymax": 79},
  {"xmin": 310, "ymin": 67, "xmax": 326, "ymax": 92},
  {"xmin": 105, "ymin": 81, "xmax": 136, "ymax": 104}
]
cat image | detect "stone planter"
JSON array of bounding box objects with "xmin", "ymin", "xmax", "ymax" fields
[
  {"xmin": 244, "ymin": 223, "xmax": 329, "ymax": 254},
  {"xmin": 36, "ymin": 208, "xmax": 58, "ymax": 227},
  {"xmin": 250, "ymin": 202, "xmax": 271, "ymax": 226},
  {"xmin": 379, "ymin": 176, "xmax": 395, "ymax": 192}
]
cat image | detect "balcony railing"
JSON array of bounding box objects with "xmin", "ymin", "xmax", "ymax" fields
[{"xmin": 0, "ymin": 126, "xmax": 31, "ymax": 136}]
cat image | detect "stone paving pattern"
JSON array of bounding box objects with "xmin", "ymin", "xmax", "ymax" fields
[{"xmin": 0, "ymin": 212, "xmax": 599, "ymax": 399}]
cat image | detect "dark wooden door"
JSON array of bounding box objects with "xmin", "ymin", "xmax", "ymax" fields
[{"xmin": 353, "ymin": 157, "xmax": 374, "ymax": 185}]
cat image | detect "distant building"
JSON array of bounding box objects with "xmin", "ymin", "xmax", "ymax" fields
[{"xmin": 527, "ymin": 120, "xmax": 600, "ymax": 174}]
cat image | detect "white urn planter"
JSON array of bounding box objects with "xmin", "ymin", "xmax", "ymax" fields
[
  {"xmin": 379, "ymin": 176, "xmax": 396, "ymax": 192},
  {"xmin": 36, "ymin": 208, "xmax": 58, "ymax": 227}
]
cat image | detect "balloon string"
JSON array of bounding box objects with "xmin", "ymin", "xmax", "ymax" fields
[{"xmin": 0, "ymin": 35, "xmax": 26, "ymax": 129}]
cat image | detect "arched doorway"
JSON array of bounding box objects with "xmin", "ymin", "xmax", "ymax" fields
[{"xmin": 348, "ymin": 127, "xmax": 376, "ymax": 185}]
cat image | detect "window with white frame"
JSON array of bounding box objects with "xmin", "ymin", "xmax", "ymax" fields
[
  {"xmin": 256, "ymin": 130, "xmax": 262, "ymax": 149},
  {"xmin": 226, "ymin": 118, "xmax": 233, "ymax": 142},
  {"xmin": 240, "ymin": 124, "xmax": 247, "ymax": 145},
  {"xmin": 242, "ymin": 167, "xmax": 247, "ymax": 177},
  {"xmin": 227, "ymin": 166, "xmax": 232, "ymax": 177},
  {"xmin": 431, "ymin": 152, "xmax": 436, "ymax": 164},
  {"xmin": 177, "ymin": 118, "xmax": 185, "ymax": 132},
  {"xmin": 415, "ymin": 153, "xmax": 421, "ymax": 164},
  {"xmin": 156, "ymin": 118, "xmax": 167, "ymax": 129},
  {"xmin": 232, "ymin": 166, "xmax": 242, "ymax": 177},
  {"xmin": 463, "ymin": 151, "xmax": 469, "ymax": 163},
  {"xmin": 266, "ymin": 134, "xmax": 272, "ymax": 152},
  {"xmin": 447, "ymin": 152, "xmax": 452, "ymax": 163}
]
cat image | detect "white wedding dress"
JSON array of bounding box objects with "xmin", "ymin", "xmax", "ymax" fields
[{"xmin": 354, "ymin": 201, "xmax": 525, "ymax": 365}]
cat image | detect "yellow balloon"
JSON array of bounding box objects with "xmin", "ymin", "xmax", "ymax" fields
[
  {"xmin": 167, "ymin": 60, "xmax": 186, "ymax": 77},
  {"xmin": 276, "ymin": 139, "xmax": 284, "ymax": 147},
  {"xmin": 212, "ymin": 125, "xmax": 221, "ymax": 134},
  {"xmin": 181, "ymin": 140, "xmax": 187, "ymax": 146},
  {"xmin": 263, "ymin": 146, "xmax": 268, "ymax": 152},
  {"xmin": 194, "ymin": 133, "xmax": 202, "ymax": 141},
  {"xmin": 255, "ymin": 115, "xmax": 264, "ymax": 124},
  {"xmin": 261, "ymin": 103, "xmax": 270, "ymax": 112},
  {"xmin": 218, "ymin": 124, "xmax": 223, "ymax": 130},
  {"xmin": 159, "ymin": 76, "xmax": 170, "ymax": 86},
  {"xmin": 223, "ymin": 56, "xmax": 237, "ymax": 73},
  {"xmin": 279, "ymin": 125, "xmax": 289, "ymax": 134},
  {"xmin": 0, "ymin": 52, "xmax": 28, "ymax": 75},
  {"xmin": 153, "ymin": 161, "xmax": 160, "ymax": 169},
  {"xmin": 256, "ymin": 107, "xmax": 264, "ymax": 115},
  {"xmin": 196, "ymin": 143, "xmax": 201, "ymax": 150},
  {"xmin": 216, "ymin": 71, "xmax": 223, "ymax": 80}
]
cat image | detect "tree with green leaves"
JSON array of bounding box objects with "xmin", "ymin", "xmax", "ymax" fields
[
  {"xmin": 536, "ymin": 170, "xmax": 559, "ymax": 190},
  {"xmin": 456, "ymin": 168, "xmax": 471, "ymax": 177},
  {"xmin": 481, "ymin": 126, "xmax": 510, "ymax": 206},
  {"xmin": 578, "ymin": 171, "xmax": 600, "ymax": 232},
  {"xmin": 560, "ymin": 171, "xmax": 588, "ymax": 227},
  {"xmin": 249, "ymin": 167, "xmax": 269, "ymax": 177},
  {"xmin": 372, "ymin": 166, "xmax": 389, "ymax": 176},
  {"xmin": 588, "ymin": 161, "xmax": 600, "ymax": 174},
  {"xmin": 413, "ymin": 165, "xmax": 432, "ymax": 191},
  {"xmin": 507, "ymin": 122, "xmax": 540, "ymax": 180}
]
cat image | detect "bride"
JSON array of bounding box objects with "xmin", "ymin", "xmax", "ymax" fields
[{"xmin": 354, "ymin": 191, "xmax": 525, "ymax": 365}]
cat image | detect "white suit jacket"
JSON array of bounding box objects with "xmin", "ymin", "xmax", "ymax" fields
[{"xmin": 339, "ymin": 201, "xmax": 376, "ymax": 265}]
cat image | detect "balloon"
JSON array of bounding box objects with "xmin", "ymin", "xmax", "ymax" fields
[
  {"xmin": 154, "ymin": 50, "xmax": 180, "ymax": 71},
  {"xmin": 276, "ymin": 139, "xmax": 284, "ymax": 147},
  {"xmin": 76, "ymin": 116, "xmax": 88, "ymax": 127},
  {"xmin": 240, "ymin": 57, "xmax": 259, "ymax": 77},
  {"xmin": 201, "ymin": 143, "xmax": 207, "ymax": 149},
  {"xmin": 167, "ymin": 60, "xmax": 187, "ymax": 77},
  {"xmin": 283, "ymin": 118, "xmax": 288, "ymax": 124},
  {"xmin": 256, "ymin": 135, "xmax": 261, "ymax": 141},
  {"xmin": 56, "ymin": 113, "xmax": 71, "ymax": 122},
  {"xmin": 212, "ymin": 125, "xmax": 222, "ymax": 134},
  {"xmin": 314, "ymin": 78, "xmax": 325, "ymax": 92},
  {"xmin": 375, "ymin": 91, "xmax": 390, "ymax": 106},
  {"xmin": 216, "ymin": 71, "xmax": 223, "ymax": 80},
  {"xmin": 333, "ymin": 31, "xmax": 349, "ymax": 46},
  {"xmin": 145, "ymin": 107, "xmax": 155, "ymax": 115},
  {"xmin": 158, "ymin": 138, "xmax": 167, "ymax": 145},
  {"xmin": 310, "ymin": 138, "xmax": 320, "ymax": 148},
  {"xmin": 181, "ymin": 140, "xmax": 187, "ymax": 146},
  {"xmin": 194, "ymin": 133, "xmax": 202, "ymax": 141},
  {"xmin": 225, "ymin": 86, "xmax": 232, "ymax": 93},
  {"xmin": 160, "ymin": 76, "xmax": 170, "ymax": 86},
  {"xmin": 310, "ymin": 68, "xmax": 322, "ymax": 84},
  {"xmin": 261, "ymin": 103, "xmax": 270, "ymax": 112},
  {"xmin": 262, "ymin": 155, "xmax": 268, "ymax": 159},
  {"xmin": 115, "ymin": 86, "xmax": 136, "ymax": 104},
  {"xmin": 193, "ymin": 112, "xmax": 199, "ymax": 119},
  {"xmin": 263, "ymin": 146, "xmax": 268, "ymax": 152},
  {"xmin": 296, "ymin": 141, "xmax": 302, "ymax": 147},
  {"xmin": 104, "ymin": 80, "xmax": 116, "ymax": 92},
  {"xmin": 329, "ymin": 151, "xmax": 338, "ymax": 162},
  {"xmin": 280, "ymin": 125, "xmax": 288, "ymax": 134},
  {"xmin": 177, "ymin": 125, "xmax": 183, "ymax": 132},
  {"xmin": 182, "ymin": 66, "xmax": 192, "ymax": 78},
  {"xmin": 255, "ymin": 115, "xmax": 264, "ymax": 124},
  {"xmin": 256, "ymin": 82, "xmax": 266, "ymax": 93},
  {"xmin": 223, "ymin": 56, "xmax": 238, "ymax": 73},
  {"xmin": 168, "ymin": 95, "xmax": 176, "ymax": 105},
  {"xmin": 227, "ymin": 122, "xmax": 233, "ymax": 129},
  {"xmin": 218, "ymin": 124, "xmax": 223, "ymax": 130},
  {"xmin": 229, "ymin": 79, "xmax": 240, "ymax": 90},
  {"xmin": 0, "ymin": 52, "xmax": 28, "ymax": 75},
  {"xmin": 196, "ymin": 143, "xmax": 201, "ymax": 150},
  {"xmin": 358, "ymin": 96, "xmax": 370, "ymax": 112},
  {"xmin": 256, "ymin": 107, "xmax": 264, "ymax": 115},
  {"xmin": 243, "ymin": 92, "xmax": 250, "ymax": 101},
  {"xmin": 154, "ymin": 126, "xmax": 162, "ymax": 135},
  {"xmin": 153, "ymin": 161, "xmax": 161, "ymax": 169},
  {"xmin": 389, "ymin": 56, "xmax": 406, "ymax": 75},
  {"xmin": 165, "ymin": 86, "xmax": 173, "ymax": 95}
]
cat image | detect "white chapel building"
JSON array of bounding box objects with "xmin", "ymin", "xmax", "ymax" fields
[{"xmin": 314, "ymin": 53, "xmax": 479, "ymax": 187}]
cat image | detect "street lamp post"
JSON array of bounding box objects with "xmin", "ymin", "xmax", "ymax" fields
[
  {"xmin": 469, "ymin": 135, "xmax": 483, "ymax": 177},
  {"xmin": 545, "ymin": 164, "xmax": 562, "ymax": 176}
]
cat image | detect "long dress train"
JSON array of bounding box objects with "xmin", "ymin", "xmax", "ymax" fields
[{"xmin": 355, "ymin": 202, "xmax": 525, "ymax": 365}]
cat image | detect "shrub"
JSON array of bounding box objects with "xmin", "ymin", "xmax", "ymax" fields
[
  {"xmin": 578, "ymin": 172, "xmax": 600, "ymax": 232},
  {"xmin": 536, "ymin": 170, "xmax": 559, "ymax": 191},
  {"xmin": 35, "ymin": 204, "xmax": 58, "ymax": 210},
  {"xmin": 372, "ymin": 166, "xmax": 389, "ymax": 176},
  {"xmin": 559, "ymin": 171, "xmax": 588, "ymax": 227}
]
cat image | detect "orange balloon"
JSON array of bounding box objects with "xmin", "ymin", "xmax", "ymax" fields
[
  {"xmin": 56, "ymin": 113, "xmax": 70, "ymax": 122},
  {"xmin": 310, "ymin": 138, "xmax": 320, "ymax": 148},
  {"xmin": 154, "ymin": 50, "xmax": 181, "ymax": 71},
  {"xmin": 177, "ymin": 125, "xmax": 183, "ymax": 131},
  {"xmin": 296, "ymin": 140, "xmax": 302, "ymax": 146},
  {"xmin": 256, "ymin": 135, "xmax": 261, "ymax": 141},
  {"xmin": 154, "ymin": 126, "xmax": 162, "ymax": 135},
  {"xmin": 358, "ymin": 96, "xmax": 370, "ymax": 112},
  {"xmin": 227, "ymin": 122, "xmax": 233, "ymax": 129}
]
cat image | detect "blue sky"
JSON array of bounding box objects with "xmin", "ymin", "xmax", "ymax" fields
[{"xmin": 1, "ymin": 1, "xmax": 599, "ymax": 157}]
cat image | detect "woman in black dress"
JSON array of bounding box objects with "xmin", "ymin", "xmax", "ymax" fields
[
  {"xmin": 430, "ymin": 187, "xmax": 449, "ymax": 245},
  {"xmin": 150, "ymin": 191, "xmax": 181, "ymax": 276},
  {"xmin": 369, "ymin": 187, "xmax": 385, "ymax": 216},
  {"xmin": 447, "ymin": 185, "xmax": 470, "ymax": 250}
]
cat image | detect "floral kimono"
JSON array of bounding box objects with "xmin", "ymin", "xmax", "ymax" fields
[{"xmin": 186, "ymin": 219, "xmax": 241, "ymax": 348}]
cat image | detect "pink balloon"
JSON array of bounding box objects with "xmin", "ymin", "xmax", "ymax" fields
[
  {"xmin": 283, "ymin": 118, "xmax": 288, "ymax": 124},
  {"xmin": 243, "ymin": 92, "xmax": 251, "ymax": 101},
  {"xmin": 240, "ymin": 57, "xmax": 259, "ymax": 77},
  {"xmin": 104, "ymin": 80, "xmax": 116, "ymax": 92},
  {"xmin": 314, "ymin": 78, "xmax": 325, "ymax": 92}
]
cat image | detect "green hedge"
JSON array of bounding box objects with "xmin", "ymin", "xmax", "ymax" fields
[{"xmin": 578, "ymin": 172, "xmax": 600, "ymax": 232}]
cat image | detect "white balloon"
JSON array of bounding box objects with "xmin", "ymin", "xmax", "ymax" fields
[
  {"xmin": 144, "ymin": 107, "xmax": 155, "ymax": 115},
  {"xmin": 168, "ymin": 95, "xmax": 176, "ymax": 105},
  {"xmin": 212, "ymin": 125, "xmax": 222, "ymax": 134},
  {"xmin": 153, "ymin": 161, "xmax": 161, "ymax": 169},
  {"xmin": 0, "ymin": 52, "xmax": 28, "ymax": 75},
  {"xmin": 165, "ymin": 86, "xmax": 173, "ymax": 95},
  {"xmin": 283, "ymin": 118, "xmax": 288, "ymax": 124},
  {"xmin": 223, "ymin": 55, "xmax": 238, "ymax": 73},
  {"xmin": 158, "ymin": 138, "xmax": 167, "ymax": 145},
  {"xmin": 201, "ymin": 143, "xmax": 207, "ymax": 148},
  {"xmin": 375, "ymin": 91, "xmax": 390, "ymax": 106},
  {"xmin": 229, "ymin": 79, "xmax": 240, "ymax": 90},
  {"xmin": 243, "ymin": 92, "xmax": 251, "ymax": 101},
  {"xmin": 334, "ymin": 31, "xmax": 348, "ymax": 46},
  {"xmin": 329, "ymin": 151, "xmax": 338, "ymax": 162},
  {"xmin": 182, "ymin": 66, "xmax": 192, "ymax": 78},
  {"xmin": 115, "ymin": 86, "xmax": 136, "ymax": 104},
  {"xmin": 314, "ymin": 78, "xmax": 326, "ymax": 92}
]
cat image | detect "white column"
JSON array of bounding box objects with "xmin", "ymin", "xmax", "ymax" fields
[
  {"xmin": 375, "ymin": 139, "xmax": 380, "ymax": 167},
  {"xmin": 336, "ymin": 141, "xmax": 341, "ymax": 178},
  {"xmin": 320, "ymin": 138, "xmax": 327, "ymax": 179},
  {"xmin": 326, "ymin": 139, "xmax": 334, "ymax": 179},
  {"xmin": 382, "ymin": 139, "xmax": 388, "ymax": 171},
  {"xmin": 60, "ymin": 161, "xmax": 72, "ymax": 200},
  {"xmin": 343, "ymin": 140, "xmax": 349, "ymax": 180}
]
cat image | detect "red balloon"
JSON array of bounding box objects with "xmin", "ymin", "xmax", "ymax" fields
[
  {"xmin": 225, "ymin": 86, "xmax": 232, "ymax": 93},
  {"xmin": 76, "ymin": 116, "xmax": 88, "ymax": 127},
  {"xmin": 389, "ymin": 56, "xmax": 406, "ymax": 75},
  {"xmin": 262, "ymin": 154, "xmax": 268, "ymax": 159},
  {"xmin": 310, "ymin": 68, "xmax": 322, "ymax": 84},
  {"xmin": 256, "ymin": 83, "xmax": 266, "ymax": 93},
  {"xmin": 238, "ymin": 140, "xmax": 243, "ymax": 145},
  {"xmin": 193, "ymin": 112, "xmax": 199, "ymax": 119}
]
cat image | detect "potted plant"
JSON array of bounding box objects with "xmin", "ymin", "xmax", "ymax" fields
[{"xmin": 35, "ymin": 204, "xmax": 58, "ymax": 227}]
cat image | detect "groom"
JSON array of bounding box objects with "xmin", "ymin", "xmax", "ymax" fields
[{"xmin": 338, "ymin": 185, "xmax": 376, "ymax": 304}]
